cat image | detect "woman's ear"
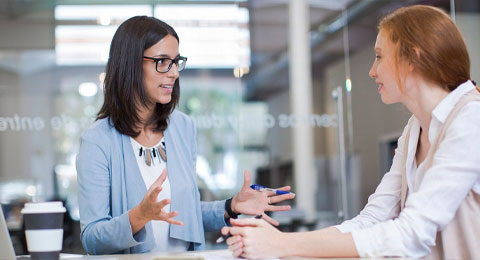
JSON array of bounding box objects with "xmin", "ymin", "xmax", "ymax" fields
[
  {"xmin": 408, "ymin": 47, "xmax": 421, "ymax": 72},
  {"xmin": 408, "ymin": 63, "xmax": 415, "ymax": 73}
]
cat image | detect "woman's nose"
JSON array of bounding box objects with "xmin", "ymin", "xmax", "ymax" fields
[
  {"xmin": 369, "ymin": 63, "xmax": 377, "ymax": 79},
  {"xmin": 167, "ymin": 64, "xmax": 180, "ymax": 78}
]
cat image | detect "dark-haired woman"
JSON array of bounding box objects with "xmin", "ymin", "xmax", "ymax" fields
[
  {"xmin": 76, "ymin": 16, "xmax": 294, "ymax": 255},
  {"xmin": 222, "ymin": 5, "xmax": 480, "ymax": 259}
]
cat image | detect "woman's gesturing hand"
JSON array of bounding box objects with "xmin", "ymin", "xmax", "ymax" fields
[
  {"xmin": 129, "ymin": 169, "xmax": 183, "ymax": 235},
  {"xmin": 231, "ymin": 170, "xmax": 295, "ymax": 226}
]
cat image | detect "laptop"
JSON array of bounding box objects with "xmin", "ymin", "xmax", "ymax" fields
[{"xmin": 0, "ymin": 206, "xmax": 19, "ymax": 259}]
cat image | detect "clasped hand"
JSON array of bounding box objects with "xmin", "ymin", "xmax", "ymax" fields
[{"xmin": 222, "ymin": 218, "xmax": 286, "ymax": 259}]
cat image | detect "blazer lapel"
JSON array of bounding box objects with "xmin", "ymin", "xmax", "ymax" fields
[
  {"xmin": 121, "ymin": 134, "xmax": 147, "ymax": 207},
  {"xmin": 165, "ymin": 120, "xmax": 203, "ymax": 245}
]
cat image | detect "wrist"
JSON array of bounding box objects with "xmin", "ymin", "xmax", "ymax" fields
[
  {"xmin": 130, "ymin": 205, "xmax": 148, "ymax": 225},
  {"xmin": 231, "ymin": 195, "xmax": 238, "ymax": 214},
  {"xmin": 225, "ymin": 197, "xmax": 239, "ymax": 219},
  {"xmin": 279, "ymin": 232, "xmax": 294, "ymax": 257}
]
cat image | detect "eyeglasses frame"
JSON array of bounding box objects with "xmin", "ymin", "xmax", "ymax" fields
[{"xmin": 142, "ymin": 55, "xmax": 188, "ymax": 73}]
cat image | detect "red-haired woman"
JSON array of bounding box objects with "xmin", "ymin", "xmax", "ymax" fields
[{"xmin": 222, "ymin": 5, "xmax": 480, "ymax": 259}]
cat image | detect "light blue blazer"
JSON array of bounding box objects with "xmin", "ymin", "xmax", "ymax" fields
[{"xmin": 76, "ymin": 110, "xmax": 227, "ymax": 255}]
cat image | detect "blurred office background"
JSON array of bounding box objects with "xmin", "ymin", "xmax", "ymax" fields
[{"xmin": 0, "ymin": 0, "xmax": 478, "ymax": 254}]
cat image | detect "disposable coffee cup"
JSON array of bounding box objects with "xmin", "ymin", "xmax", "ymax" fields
[{"xmin": 21, "ymin": 202, "xmax": 66, "ymax": 259}]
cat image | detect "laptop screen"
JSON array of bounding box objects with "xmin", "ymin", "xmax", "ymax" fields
[{"xmin": 0, "ymin": 206, "xmax": 17, "ymax": 259}]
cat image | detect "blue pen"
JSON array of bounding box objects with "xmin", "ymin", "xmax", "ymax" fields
[{"xmin": 250, "ymin": 184, "xmax": 292, "ymax": 195}]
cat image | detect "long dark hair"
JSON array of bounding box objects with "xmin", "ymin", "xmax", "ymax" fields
[{"xmin": 97, "ymin": 16, "xmax": 181, "ymax": 137}]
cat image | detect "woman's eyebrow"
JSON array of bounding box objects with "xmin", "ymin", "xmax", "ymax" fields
[
  {"xmin": 151, "ymin": 54, "xmax": 171, "ymax": 58},
  {"xmin": 151, "ymin": 54, "xmax": 180, "ymax": 59}
]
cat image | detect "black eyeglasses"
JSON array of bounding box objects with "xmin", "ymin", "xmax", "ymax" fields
[{"xmin": 143, "ymin": 56, "xmax": 187, "ymax": 73}]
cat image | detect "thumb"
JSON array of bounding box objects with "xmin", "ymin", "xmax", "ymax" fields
[
  {"xmin": 221, "ymin": 226, "xmax": 230, "ymax": 235},
  {"xmin": 241, "ymin": 170, "xmax": 251, "ymax": 190}
]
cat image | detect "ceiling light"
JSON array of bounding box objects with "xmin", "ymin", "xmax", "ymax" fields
[
  {"xmin": 78, "ymin": 82, "xmax": 98, "ymax": 97},
  {"xmin": 98, "ymin": 16, "xmax": 111, "ymax": 26}
]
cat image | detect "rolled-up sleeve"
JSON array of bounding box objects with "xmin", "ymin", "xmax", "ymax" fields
[{"xmin": 201, "ymin": 200, "xmax": 228, "ymax": 231}]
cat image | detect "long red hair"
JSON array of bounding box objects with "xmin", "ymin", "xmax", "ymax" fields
[{"xmin": 379, "ymin": 5, "xmax": 470, "ymax": 92}]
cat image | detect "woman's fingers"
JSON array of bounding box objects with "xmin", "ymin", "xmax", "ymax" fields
[
  {"xmin": 156, "ymin": 198, "xmax": 171, "ymax": 209},
  {"xmin": 146, "ymin": 170, "xmax": 172, "ymax": 203},
  {"xmin": 233, "ymin": 248, "xmax": 243, "ymax": 258},
  {"xmin": 148, "ymin": 186, "xmax": 163, "ymax": 202},
  {"xmin": 163, "ymin": 212, "xmax": 183, "ymax": 225},
  {"xmin": 266, "ymin": 204, "xmax": 291, "ymax": 212},
  {"xmin": 147, "ymin": 170, "xmax": 167, "ymax": 196},
  {"xmin": 165, "ymin": 210, "xmax": 178, "ymax": 218},
  {"xmin": 221, "ymin": 226, "xmax": 230, "ymax": 236},
  {"xmin": 260, "ymin": 213, "xmax": 279, "ymax": 226},
  {"xmin": 276, "ymin": 185, "xmax": 291, "ymax": 191},
  {"xmin": 265, "ymin": 186, "xmax": 291, "ymax": 196},
  {"xmin": 264, "ymin": 187, "xmax": 295, "ymax": 212},
  {"xmin": 230, "ymin": 218, "xmax": 264, "ymax": 229},
  {"xmin": 268, "ymin": 193, "xmax": 295, "ymax": 204},
  {"xmin": 151, "ymin": 169, "xmax": 168, "ymax": 188},
  {"xmin": 226, "ymin": 234, "xmax": 245, "ymax": 258},
  {"xmin": 240, "ymin": 170, "xmax": 252, "ymax": 191},
  {"xmin": 165, "ymin": 218, "xmax": 184, "ymax": 226},
  {"xmin": 152, "ymin": 208, "xmax": 183, "ymax": 225},
  {"xmin": 226, "ymin": 234, "xmax": 242, "ymax": 246},
  {"xmin": 227, "ymin": 235, "xmax": 245, "ymax": 258},
  {"xmin": 147, "ymin": 199, "xmax": 171, "ymax": 219},
  {"xmin": 228, "ymin": 240, "xmax": 244, "ymax": 252}
]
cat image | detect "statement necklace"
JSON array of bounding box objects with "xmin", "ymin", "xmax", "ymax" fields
[{"xmin": 137, "ymin": 137, "xmax": 167, "ymax": 166}]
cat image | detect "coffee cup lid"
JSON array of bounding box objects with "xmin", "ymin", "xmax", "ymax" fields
[{"xmin": 21, "ymin": 201, "xmax": 66, "ymax": 214}]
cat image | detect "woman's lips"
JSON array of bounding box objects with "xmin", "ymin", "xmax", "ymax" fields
[
  {"xmin": 377, "ymin": 83, "xmax": 383, "ymax": 93},
  {"xmin": 160, "ymin": 85, "xmax": 173, "ymax": 93}
]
